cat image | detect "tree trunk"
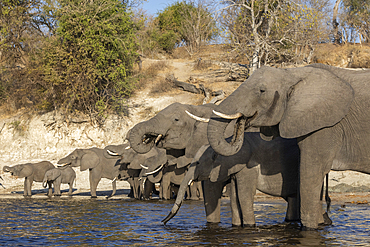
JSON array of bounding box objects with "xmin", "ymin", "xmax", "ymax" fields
[{"xmin": 333, "ymin": 0, "xmax": 341, "ymax": 44}]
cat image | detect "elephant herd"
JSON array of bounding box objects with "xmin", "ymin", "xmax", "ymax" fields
[{"xmin": 2, "ymin": 64, "xmax": 370, "ymax": 230}]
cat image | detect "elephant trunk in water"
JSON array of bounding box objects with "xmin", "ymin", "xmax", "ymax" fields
[
  {"xmin": 129, "ymin": 116, "xmax": 170, "ymax": 154},
  {"xmin": 162, "ymin": 165, "xmax": 196, "ymax": 224}
]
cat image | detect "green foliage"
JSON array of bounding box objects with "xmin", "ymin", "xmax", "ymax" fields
[{"xmin": 34, "ymin": 0, "xmax": 139, "ymax": 120}]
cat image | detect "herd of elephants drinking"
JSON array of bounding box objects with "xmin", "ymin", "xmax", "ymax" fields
[{"xmin": 2, "ymin": 64, "xmax": 370, "ymax": 230}]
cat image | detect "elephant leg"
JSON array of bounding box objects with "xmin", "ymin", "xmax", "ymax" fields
[
  {"xmin": 161, "ymin": 176, "xmax": 171, "ymax": 200},
  {"xmin": 285, "ymin": 196, "xmax": 300, "ymax": 222},
  {"xmin": 229, "ymin": 176, "xmax": 242, "ymax": 226},
  {"xmin": 68, "ymin": 179, "xmax": 74, "ymax": 195},
  {"xmin": 23, "ymin": 178, "xmax": 32, "ymax": 197},
  {"xmin": 89, "ymin": 170, "xmax": 101, "ymax": 198},
  {"xmin": 132, "ymin": 177, "xmax": 140, "ymax": 199},
  {"xmin": 48, "ymin": 181, "xmax": 54, "ymax": 196},
  {"xmin": 235, "ymin": 167, "xmax": 257, "ymax": 227},
  {"xmin": 298, "ymin": 131, "xmax": 338, "ymax": 229},
  {"xmin": 54, "ymin": 181, "xmax": 61, "ymax": 196},
  {"xmin": 202, "ymin": 180, "xmax": 224, "ymax": 223},
  {"xmin": 189, "ymin": 182, "xmax": 200, "ymax": 200}
]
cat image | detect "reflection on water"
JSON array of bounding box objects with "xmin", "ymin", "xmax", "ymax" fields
[{"xmin": 0, "ymin": 198, "xmax": 369, "ymax": 246}]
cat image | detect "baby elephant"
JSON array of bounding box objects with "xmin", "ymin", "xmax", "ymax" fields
[
  {"xmin": 42, "ymin": 166, "xmax": 76, "ymax": 196},
  {"xmin": 3, "ymin": 161, "xmax": 55, "ymax": 197}
]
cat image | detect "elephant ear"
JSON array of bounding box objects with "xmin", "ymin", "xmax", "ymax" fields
[
  {"xmin": 279, "ymin": 68, "xmax": 354, "ymax": 138},
  {"xmin": 18, "ymin": 164, "xmax": 33, "ymax": 178},
  {"xmin": 80, "ymin": 150, "xmax": 100, "ymax": 171},
  {"xmin": 50, "ymin": 169, "xmax": 62, "ymax": 180}
]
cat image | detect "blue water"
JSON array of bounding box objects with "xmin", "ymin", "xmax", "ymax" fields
[{"xmin": 0, "ymin": 197, "xmax": 369, "ymax": 246}]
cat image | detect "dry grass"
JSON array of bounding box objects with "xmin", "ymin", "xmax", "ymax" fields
[
  {"xmin": 313, "ymin": 43, "xmax": 370, "ymax": 68},
  {"xmin": 149, "ymin": 73, "xmax": 176, "ymax": 95},
  {"xmin": 134, "ymin": 60, "xmax": 171, "ymax": 91}
]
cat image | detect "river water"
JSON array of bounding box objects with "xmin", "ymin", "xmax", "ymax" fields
[{"xmin": 0, "ymin": 197, "xmax": 369, "ymax": 246}]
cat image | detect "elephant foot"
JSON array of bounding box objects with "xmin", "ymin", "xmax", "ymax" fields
[
  {"xmin": 54, "ymin": 194, "xmax": 61, "ymax": 197},
  {"xmin": 105, "ymin": 195, "xmax": 112, "ymax": 199},
  {"xmin": 91, "ymin": 196, "xmax": 98, "ymax": 199},
  {"xmin": 23, "ymin": 195, "xmax": 32, "ymax": 198},
  {"xmin": 284, "ymin": 218, "xmax": 300, "ymax": 223},
  {"xmin": 300, "ymin": 225, "xmax": 319, "ymax": 231},
  {"xmin": 242, "ymin": 223, "xmax": 256, "ymax": 228},
  {"xmin": 319, "ymin": 212, "xmax": 332, "ymax": 226}
]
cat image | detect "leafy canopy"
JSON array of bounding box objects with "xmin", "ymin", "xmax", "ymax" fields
[{"xmin": 37, "ymin": 0, "xmax": 138, "ymax": 119}]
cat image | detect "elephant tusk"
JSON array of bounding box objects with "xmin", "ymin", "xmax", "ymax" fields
[
  {"xmin": 212, "ymin": 110, "xmax": 243, "ymax": 120},
  {"xmin": 145, "ymin": 164, "xmax": 164, "ymax": 175},
  {"xmin": 112, "ymin": 177, "xmax": 117, "ymax": 183},
  {"xmin": 125, "ymin": 146, "xmax": 131, "ymax": 150},
  {"xmin": 107, "ymin": 150, "xmax": 120, "ymax": 156},
  {"xmin": 188, "ymin": 179, "xmax": 193, "ymax": 186},
  {"xmin": 155, "ymin": 134, "xmax": 163, "ymax": 144},
  {"xmin": 57, "ymin": 163, "xmax": 70, "ymax": 167},
  {"xmin": 185, "ymin": 110, "xmax": 209, "ymax": 123},
  {"xmin": 140, "ymin": 164, "xmax": 149, "ymax": 169}
]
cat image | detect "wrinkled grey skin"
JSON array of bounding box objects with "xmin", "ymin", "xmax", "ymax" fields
[
  {"xmin": 207, "ymin": 64, "xmax": 370, "ymax": 229},
  {"xmin": 163, "ymin": 133, "xmax": 302, "ymax": 226},
  {"xmin": 3, "ymin": 161, "xmax": 55, "ymax": 197},
  {"xmin": 58, "ymin": 148, "xmax": 121, "ymax": 198},
  {"xmin": 42, "ymin": 166, "xmax": 76, "ymax": 196},
  {"xmin": 104, "ymin": 144, "xmax": 166, "ymax": 199}
]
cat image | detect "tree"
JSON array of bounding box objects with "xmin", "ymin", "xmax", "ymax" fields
[
  {"xmin": 33, "ymin": 0, "xmax": 138, "ymax": 120},
  {"xmin": 156, "ymin": 0, "xmax": 218, "ymax": 54},
  {"xmin": 341, "ymin": 0, "xmax": 370, "ymax": 43},
  {"xmin": 219, "ymin": 0, "xmax": 329, "ymax": 72},
  {"xmin": 179, "ymin": 0, "xmax": 219, "ymax": 55},
  {"xmin": 0, "ymin": 0, "xmax": 54, "ymax": 105}
]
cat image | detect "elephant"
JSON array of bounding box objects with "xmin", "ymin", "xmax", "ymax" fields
[
  {"xmin": 207, "ymin": 63, "xmax": 370, "ymax": 229},
  {"xmin": 104, "ymin": 143, "xmax": 166, "ymax": 199},
  {"xmin": 57, "ymin": 148, "xmax": 122, "ymax": 198},
  {"xmin": 42, "ymin": 166, "xmax": 76, "ymax": 196},
  {"xmin": 3, "ymin": 161, "xmax": 55, "ymax": 197},
  {"xmin": 163, "ymin": 133, "xmax": 303, "ymax": 226}
]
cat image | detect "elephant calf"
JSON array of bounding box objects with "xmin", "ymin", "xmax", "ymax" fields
[
  {"xmin": 42, "ymin": 166, "xmax": 76, "ymax": 196},
  {"xmin": 3, "ymin": 161, "xmax": 55, "ymax": 197}
]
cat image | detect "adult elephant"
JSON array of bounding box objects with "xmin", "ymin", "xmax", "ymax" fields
[
  {"xmin": 104, "ymin": 144, "xmax": 166, "ymax": 199},
  {"xmin": 163, "ymin": 133, "xmax": 303, "ymax": 226},
  {"xmin": 3, "ymin": 161, "xmax": 55, "ymax": 197},
  {"xmin": 58, "ymin": 148, "xmax": 122, "ymax": 198},
  {"xmin": 207, "ymin": 64, "xmax": 370, "ymax": 229}
]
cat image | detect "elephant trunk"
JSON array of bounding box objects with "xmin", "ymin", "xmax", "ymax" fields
[
  {"xmin": 129, "ymin": 117, "xmax": 169, "ymax": 154},
  {"xmin": 162, "ymin": 165, "xmax": 196, "ymax": 224},
  {"xmin": 207, "ymin": 87, "xmax": 256, "ymax": 156}
]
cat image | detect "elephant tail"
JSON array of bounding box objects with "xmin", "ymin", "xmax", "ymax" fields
[{"xmin": 320, "ymin": 173, "xmax": 331, "ymax": 213}]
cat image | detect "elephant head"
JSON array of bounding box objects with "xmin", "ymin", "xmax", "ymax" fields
[
  {"xmin": 42, "ymin": 169, "xmax": 61, "ymax": 188},
  {"xmin": 3, "ymin": 164, "xmax": 33, "ymax": 178},
  {"xmin": 208, "ymin": 64, "xmax": 354, "ymax": 156},
  {"xmin": 57, "ymin": 148, "xmax": 100, "ymax": 171},
  {"xmin": 128, "ymin": 102, "xmax": 216, "ymax": 155}
]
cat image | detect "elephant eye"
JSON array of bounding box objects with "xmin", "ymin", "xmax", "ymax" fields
[{"xmin": 259, "ymin": 85, "xmax": 267, "ymax": 94}]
